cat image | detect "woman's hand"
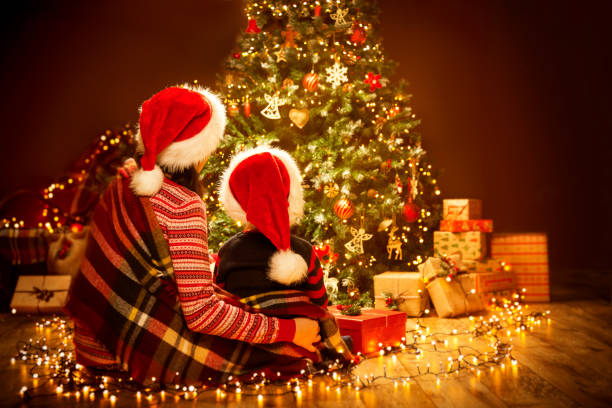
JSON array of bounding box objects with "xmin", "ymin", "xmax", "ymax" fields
[
  {"xmin": 118, "ymin": 158, "xmax": 138, "ymax": 178},
  {"xmin": 292, "ymin": 318, "xmax": 321, "ymax": 352}
]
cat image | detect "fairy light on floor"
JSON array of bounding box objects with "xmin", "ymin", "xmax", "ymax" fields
[{"xmin": 13, "ymin": 293, "xmax": 549, "ymax": 403}]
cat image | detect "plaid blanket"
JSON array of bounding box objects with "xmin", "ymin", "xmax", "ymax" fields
[
  {"xmin": 0, "ymin": 228, "xmax": 47, "ymax": 265},
  {"xmin": 65, "ymin": 176, "xmax": 352, "ymax": 385}
]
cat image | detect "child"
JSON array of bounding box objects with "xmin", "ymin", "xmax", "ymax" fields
[{"xmin": 214, "ymin": 146, "xmax": 328, "ymax": 307}]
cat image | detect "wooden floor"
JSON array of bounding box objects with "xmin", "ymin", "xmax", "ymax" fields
[{"xmin": 1, "ymin": 271, "xmax": 611, "ymax": 407}]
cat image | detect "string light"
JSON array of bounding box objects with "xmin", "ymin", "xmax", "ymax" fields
[{"xmin": 13, "ymin": 293, "xmax": 550, "ymax": 404}]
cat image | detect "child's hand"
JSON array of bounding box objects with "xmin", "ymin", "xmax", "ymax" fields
[
  {"xmin": 292, "ymin": 318, "xmax": 321, "ymax": 352},
  {"xmin": 118, "ymin": 158, "xmax": 138, "ymax": 178}
]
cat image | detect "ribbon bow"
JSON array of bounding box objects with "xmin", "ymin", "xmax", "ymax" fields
[{"xmin": 32, "ymin": 286, "xmax": 54, "ymax": 302}]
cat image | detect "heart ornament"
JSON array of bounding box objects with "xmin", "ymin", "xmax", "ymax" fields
[{"xmin": 289, "ymin": 108, "xmax": 309, "ymax": 129}]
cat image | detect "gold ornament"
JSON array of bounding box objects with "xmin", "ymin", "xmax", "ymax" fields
[
  {"xmin": 344, "ymin": 226, "xmax": 373, "ymax": 255},
  {"xmin": 260, "ymin": 93, "xmax": 285, "ymax": 120},
  {"xmin": 378, "ymin": 218, "xmax": 393, "ymax": 232},
  {"xmin": 282, "ymin": 78, "xmax": 294, "ymax": 89},
  {"xmin": 386, "ymin": 219, "xmax": 403, "ymax": 260},
  {"xmin": 342, "ymin": 82, "xmax": 354, "ymax": 92},
  {"xmin": 288, "ymin": 108, "xmax": 309, "ymax": 128},
  {"xmin": 274, "ymin": 47, "xmax": 287, "ymax": 62},
  {"xmin": 380, "ymin": 160, "xmax": 391, "ymax": 173},
  {"xmin": 324, "ymin": 183, "xmax": 339, "ymax": 198},
  {"xmin": 228, "ymin": 104, "xmax": 240, "ymax": 117},
  {"xmin": 367, "ymin": 188, "xmax": 378, "ymax": 198},
  {"xmin": 330, "ymin": 7, "xmax": 349, "ymax": 26}
]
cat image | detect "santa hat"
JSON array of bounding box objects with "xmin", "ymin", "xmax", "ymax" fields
[
  {"xmin": 219, "ymin": 146, "xmax": 307, "ymax": 285},
  {"xmin": 131, "ymin": 85, "xmax": 226, "ymax": 196}
]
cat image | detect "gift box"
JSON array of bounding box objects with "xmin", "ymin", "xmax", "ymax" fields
[
  {"xmin": 439, "ymin": 219, "xmax": 493, "ymax": 233},
  {"xmin": 480, "ymin": 290, "xmax": 517, "ymax": 305},
  {"xmin": 461, "ymin": 259, "xmax": 505, "ymax": 274},
  {"xmin": 434, "ymin": 231, "xmax": 487, "ymax": 260},
  {"xmin": 463, "ymin": 271, "xmax": 517, "ymax": 294},
  {"xmin": 426, "ymin": 275, "xmax": 484, "ymax": 318},
  {"xmin": 418, "ymin": 257, "xmax": 454, "ymax": 282},
  {"xmin": 10, "ymin": 275, "xmax": 71, "ymax": 314},
  {"xmin": 491, "ymin": 233, "xmax": 550, "ymax": 302},
  {"xmin": 373, "ymin": 272, "xmax": 429, "ymax": 316},
  {"xmin": 443, "ymin": 199, "xmax": 482, "ymax": 220},
  {"xmin": 329, "ymin": 307, "xmax": 407, "ymax": 355}
]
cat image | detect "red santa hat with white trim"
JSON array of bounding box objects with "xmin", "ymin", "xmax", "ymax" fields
[
  {"xmin": 131, "ymin": 85, "xmax": 226, "ymax": 196},
  {"xmin": 218, "ymin": 146, "xmax": 308, "ymax": 285}
]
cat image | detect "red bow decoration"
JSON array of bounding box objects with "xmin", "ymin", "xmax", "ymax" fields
[
  {"xmin": 364, "ymin": 72, "xmax": 382, "ymax": 92},
  {"xmin": 350, "ymin": 22, "xmax": 366, "ymax": 45},
  {"xmin": 246, "ymin": 18, "xmax": 261, "ymax": 34},
  {"xmin": 314, "ymin": 244, "xmax": 339, "ymax": 264}
]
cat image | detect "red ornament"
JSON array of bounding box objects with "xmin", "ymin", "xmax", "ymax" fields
[
  {"xmin": 402, "ymin": 200, "xmax": 420, "ymax": 223},
  {"xmin": 246, "ymin": 18, "xmax": 261, "ymax": 34},
  {"xmin": 334, "ymin": 198, "xmax": 354, "ymax": 219},
  {"xmin": 351, "ymin": 22, "xmax": 366, "ymax": 45},
  {"xmin": 232, "ymin": 52, "xmax": 241, "ymax": 59},
  {"xmin": 70, "ymin": 223, "xmax": 84, "ymax": 233},
  {"xmin": 57, "ymin": 239, "xmax": 72, "ymax": 260},
  {"xmin": 314, "ymin": 5, "xmax": 321, "ymax": 17},
  {"xmin": 364, "ymin": 72, "xmax": 382, "ymax": 92},
  {"xmin": 302, "ymin": 71, "xmax": 319, "ymax": 91},
  {"xmin": 243, "ymin": 98, "xmax": 251, "ymax": 118}
]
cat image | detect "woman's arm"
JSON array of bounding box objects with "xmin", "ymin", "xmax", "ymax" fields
[{"xmin": 152, "ymin": 191, "xmax": 295, "ymax": 344}]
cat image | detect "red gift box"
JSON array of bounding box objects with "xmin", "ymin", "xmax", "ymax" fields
[
  {"xmin": 329, "ymin": 307, "xmax": 407, "ymax": 355},
  {"xmin": 439, "ymin": 219, "xmax": 493, "ymax": 233},
  {"xmin": 491, "ymin": 233, "xmax": 550, "ymax": 302}
]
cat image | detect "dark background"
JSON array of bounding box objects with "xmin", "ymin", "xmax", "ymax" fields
[{"xmin": 1, "ymin": 1, "xmax": 610, "ymax": 277}]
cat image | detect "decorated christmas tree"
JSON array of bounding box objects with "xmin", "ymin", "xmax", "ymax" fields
[{"xmin": 201, "ymin": 0, "xmax": 442, "ymax": 303}]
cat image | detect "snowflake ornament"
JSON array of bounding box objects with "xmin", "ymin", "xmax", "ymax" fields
[{"xmin": 325, "ymin": 61, "xmax": 348, "ymax": 88}]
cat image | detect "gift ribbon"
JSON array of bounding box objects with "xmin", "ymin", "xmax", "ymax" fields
[{"xmin": 32, "ymin": 286, "xmax": 54, "ymax": 302}]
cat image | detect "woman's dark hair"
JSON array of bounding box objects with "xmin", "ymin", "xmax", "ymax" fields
[
  {"xmin": 167, "ymin": 165, "xmax": 205, "ymax": 197},
  {"xmin": 133, "ymin": 154, "xmax": 205, "ymax": 196}
]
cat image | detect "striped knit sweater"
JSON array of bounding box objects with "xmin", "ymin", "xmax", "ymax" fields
[{"xmin": 149, "ymin": 179, "xmax": 295, "ymax": 343}]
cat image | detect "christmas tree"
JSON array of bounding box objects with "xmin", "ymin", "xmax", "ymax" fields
[{"xmin": 201, "ymin": 0, "xmax": 441, "ymax": 303}]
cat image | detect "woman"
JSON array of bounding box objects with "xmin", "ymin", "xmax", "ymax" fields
[{"xmin": 65, "ymin": 86, "xmax": 325, "ymax": 385}]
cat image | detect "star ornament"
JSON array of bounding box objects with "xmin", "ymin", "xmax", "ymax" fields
[
  {"xmin": 274, "ymin": 47, "xmax": 287, "ymax": 62},
  {"xmin": 364, "ymin": 72, "xmax": 382, "ymax": 92},
  {"xmin": 325, "ymin": 61, "xmax": 348, "ymax": 88}
]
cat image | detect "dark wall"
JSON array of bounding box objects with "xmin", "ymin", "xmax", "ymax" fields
[{"xmin": 1, "ymin": 1, "xmax": 610, "ymax": 270}]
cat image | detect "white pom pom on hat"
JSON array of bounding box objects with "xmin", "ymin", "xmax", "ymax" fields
[
  {"xmin": 218, "ymin": 146, "xmax": 308, "ymax": 284},
  {"xmin": 130, "ymin": 85, "xmax": 226, "ymax": 196}
]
